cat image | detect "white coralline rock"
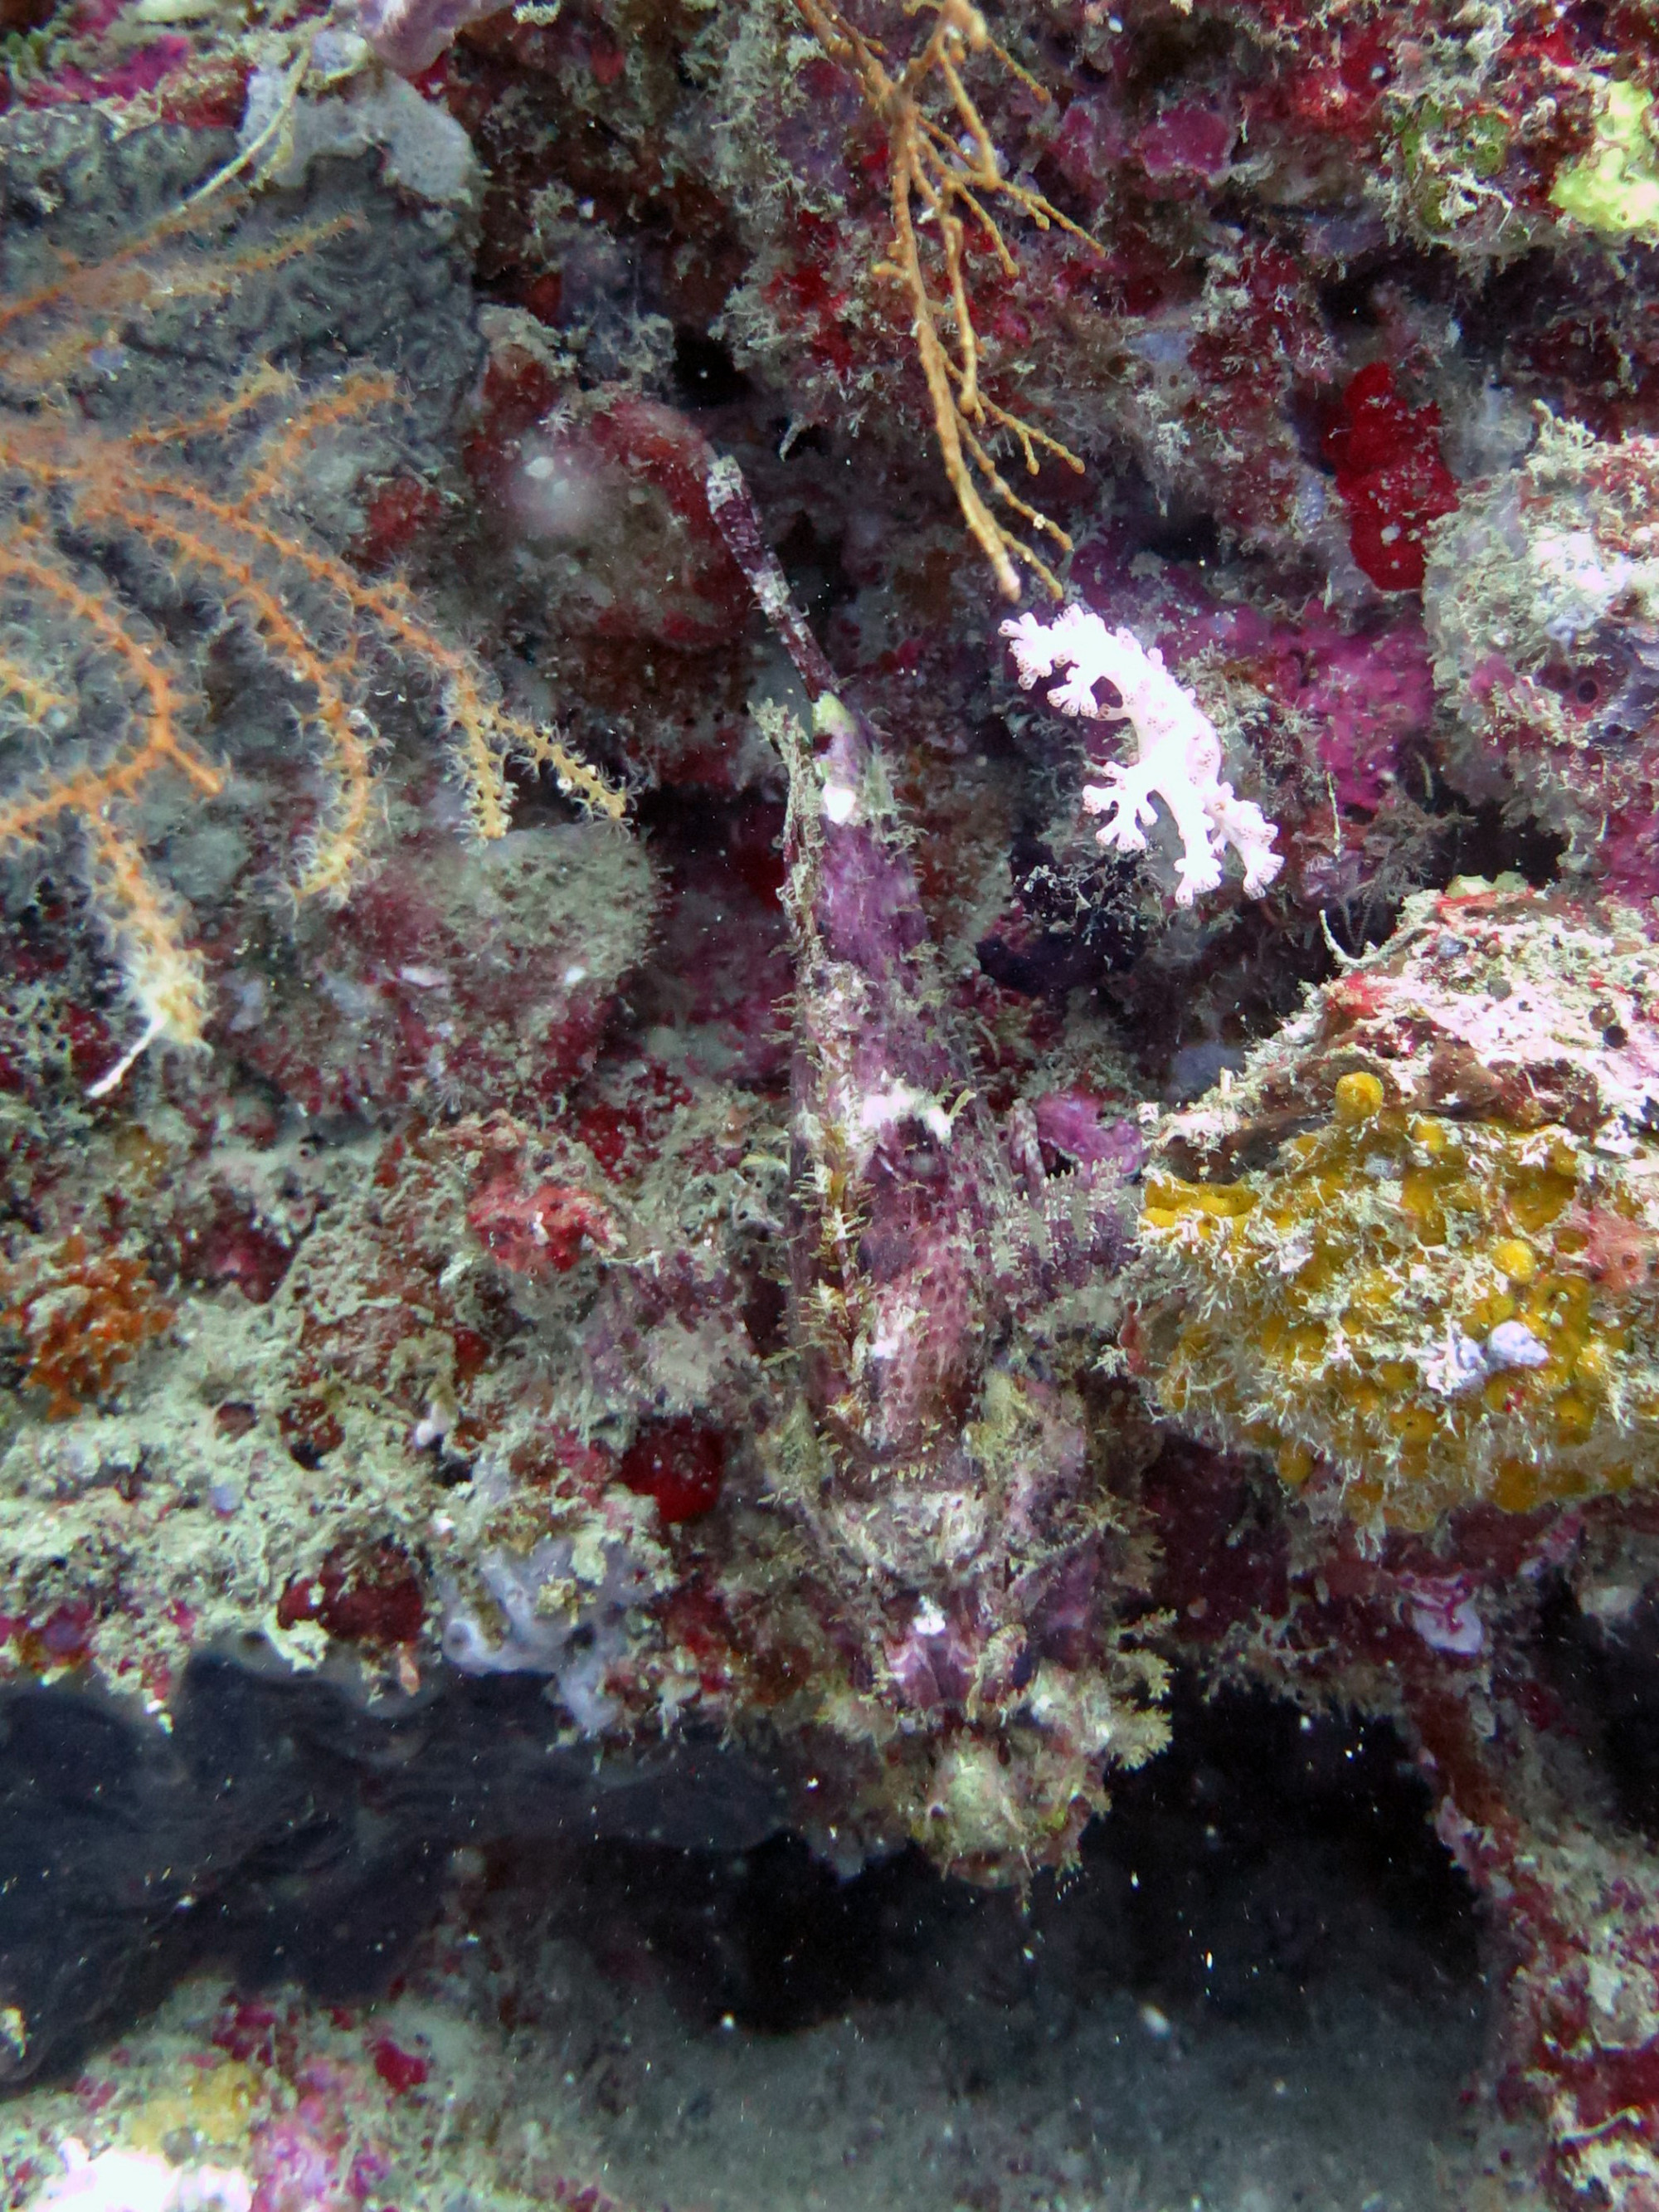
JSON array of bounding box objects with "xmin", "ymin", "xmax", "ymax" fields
[{"xmin": 35, "ymin": 2141, "xmax": 251, "ymax": 2212}]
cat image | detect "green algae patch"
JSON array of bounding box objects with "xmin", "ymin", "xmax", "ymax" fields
[{"xmin": 1552, "ymin": 79, "xmax": 1659, "ymax": 241}]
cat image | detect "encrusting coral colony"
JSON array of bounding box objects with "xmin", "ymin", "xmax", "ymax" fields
[{"xmin": 12, "ymin": 0, "xmax": 1659, "ymax": 2200}]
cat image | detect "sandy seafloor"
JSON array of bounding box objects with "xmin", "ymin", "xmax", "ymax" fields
[{"xmin": 0, "ymin": 1752, "xmax": 1537, "ymax": 2212}]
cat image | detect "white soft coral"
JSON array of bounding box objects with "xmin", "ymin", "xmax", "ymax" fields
[{"xmin": 1001, "ymin": 604, "xmax": 1282, "ymax": 906}]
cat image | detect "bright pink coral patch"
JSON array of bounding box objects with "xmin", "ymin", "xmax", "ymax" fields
[
  {"xmin": 618, "ymin": 1416, "xmax": 725, "ymax": 1523},
  {"xmin": 368, "ymin": 2039, "xmax": 430, "ymax": 2096},
  {"xmin": 467, "ymin": 1174, "xmax": 617, "ymax": 1279},
  {"xmin": 1324, "ymin": 362, "xmax": 1457, "ymax": 592}
]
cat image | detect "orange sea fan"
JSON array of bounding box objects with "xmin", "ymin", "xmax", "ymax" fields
[{"xmin": 0, "ymin": 188, "xmax": 622, "ymax": 1094}]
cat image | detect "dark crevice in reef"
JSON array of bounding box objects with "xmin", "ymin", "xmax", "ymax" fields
[
  {"xmin": 1418, "ymin": 792, "xmax": 1569, "ymax": 894},
  {"xmin": 0, "ymin": 1660, "xmax": 1487, "ymax": 2097},
  {"xmin": 1537, "ymin": 1577, "xmax": 1659, "ymax": 1840},
  {"xmin": 442, "ymin": 1682, "xmax": 1486, "ymax": 2044},
  {"xmin": 0, "ymin": 1649, "xmax": 783, "ymax": 2092},
  {"xmin": 1083, "ymin": 1683, "xmax": 1483, "ymax": 2018},
  {"xmin": 671, "ymin": 328, "xmax": 753, "ymax": 412}
]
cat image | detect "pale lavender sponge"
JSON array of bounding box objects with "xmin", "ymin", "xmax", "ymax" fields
[{"xmin": 356, "ymin": 0, "xmax": 501, "ymax": 76}]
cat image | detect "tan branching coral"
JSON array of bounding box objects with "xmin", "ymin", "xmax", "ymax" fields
[
  {"xmin": 0, "ymin": 194, "xmax": 621, "ymax": 1089},
  {"xmin": 794, "ymin": 0, "xmax": 1095, "ymax": 600}
]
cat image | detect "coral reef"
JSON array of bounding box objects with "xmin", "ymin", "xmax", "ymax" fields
[
  {"xmin": 39, "ymin": 2138, "xmax": 250, "ymax": 2211},
  {"xmin": 2, "ymin": 1235, "xmax": 173, "ymax": 1424},
  {"xmin": 11, "ymin": 2, "xmax": 1659, "ymax": 2205}
]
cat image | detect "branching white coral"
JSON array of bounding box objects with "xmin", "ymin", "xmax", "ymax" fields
[{"xmin": 1001, "ymin": 604, "xmax": 1282, "ymax": 906}]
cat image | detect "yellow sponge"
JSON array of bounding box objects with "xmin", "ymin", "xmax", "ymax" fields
[{"xmin": 1131, "ymin": 884, "xmax": 1659, "ymax": 1531}]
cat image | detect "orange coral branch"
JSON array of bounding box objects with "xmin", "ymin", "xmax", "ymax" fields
[
  {"xmin": 126, "ymin": 363, "xmax": 297, "ymax": 451},
  {"xmin": 795, "ymin": 0, "xmax": 1097, "ymax": 601},
  {"xmin": 103, "ymin": 470, "xmax": 625, "ymax": 840},
  {"xmin": 360, "ymin": 574, "xmax": 627, "ymax": 827},
  {"xmin": 0, "ymin": 212, "xmax": 358, "ymax": 390},
  {"xmin": 0, "ymin": 529, "xmax": 222, "ymax": 1052},
  {"xmin": 0, "ymin": 532, "xmax": 222, "ymax": 829},
  {"xmin": 0, "ymin": 649, "xmax": 73, "ymax": 727},
  {"xmin": 73, "ymin": 475, "xmax": 380, "ymax": 896},
  {"xmin": 82, "ymin": 818, "xmax": 212, "ymax": 1074},
  {"xmin": 233, "ymin": 368, "xmax": 401, "ymax": 511}
]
